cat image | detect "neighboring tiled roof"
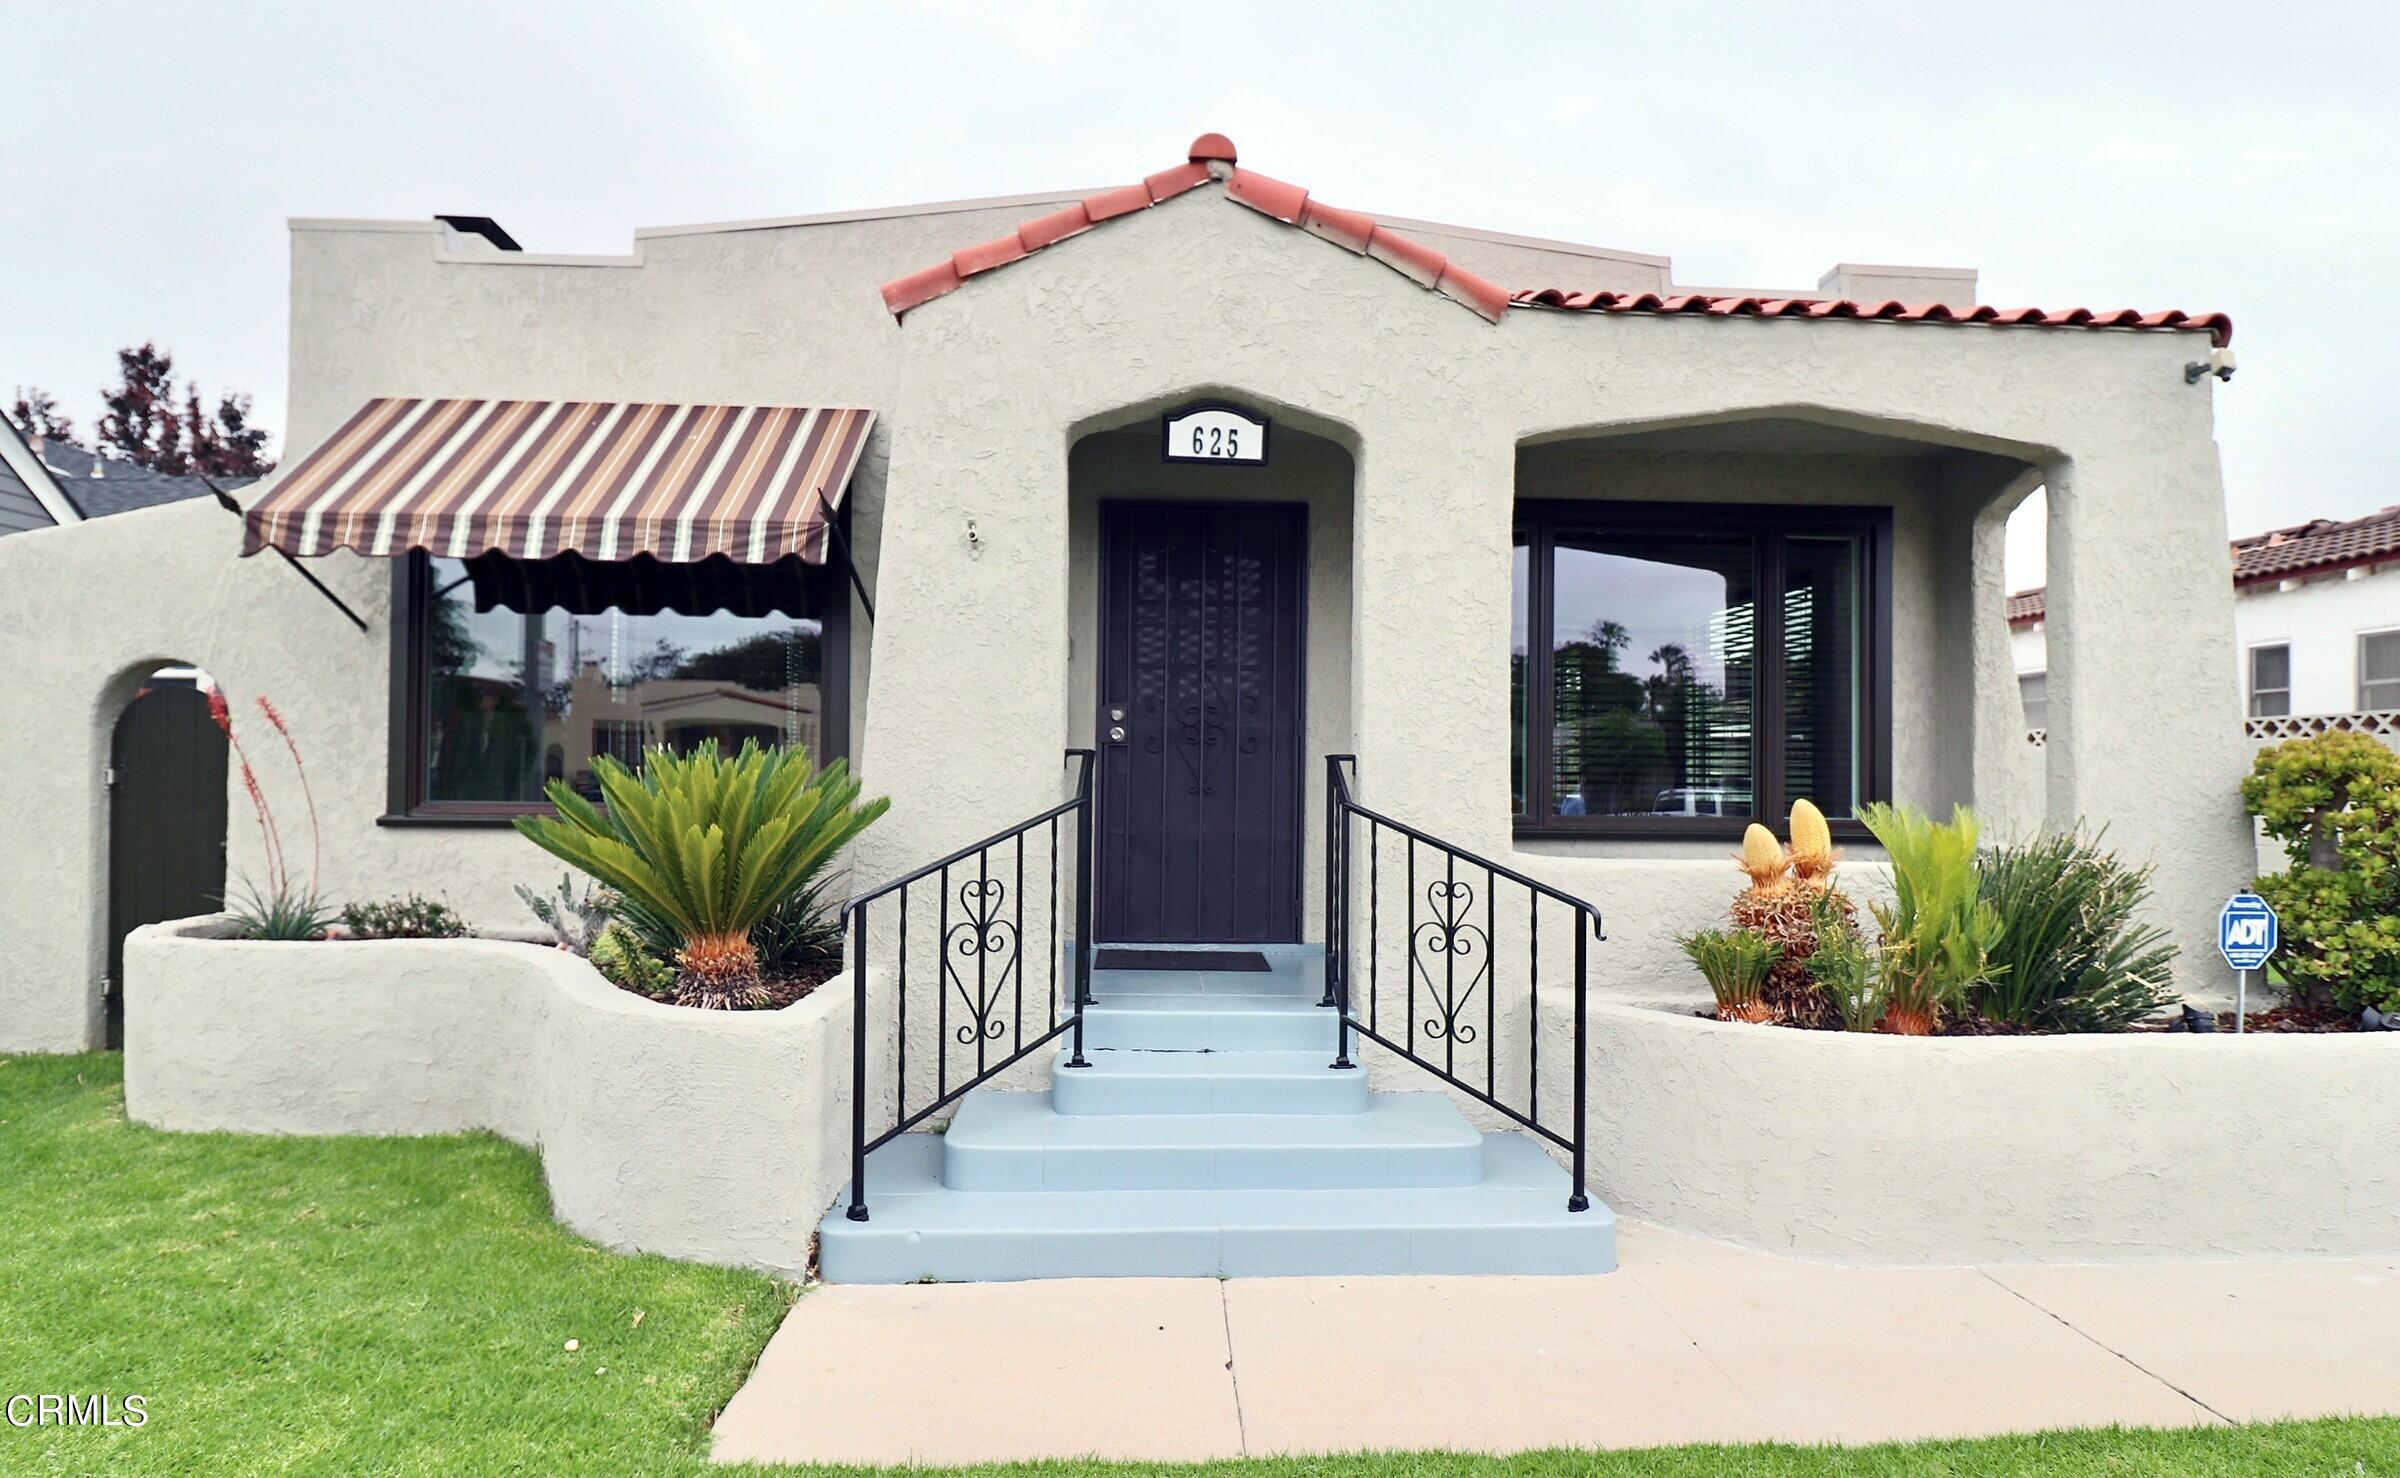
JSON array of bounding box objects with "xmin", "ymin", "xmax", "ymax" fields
[
  {"xmin": 1511, "ymin": 290, "xmax": 2234, "ymax": 348},
  {"xmin": 2007, "ymin": 506, "xmax": 2400, "ymax": 623},
  {"xmin": 880, "ymin": 132, "xmax": 2235, "ymax": 349},
  {"xmin": 2230, "ymin": 505, "xmax": 2400, "ymax": 584},
  {"xmin": 37, "ymin": 441, "xmax": 256, "ymax": 519}
]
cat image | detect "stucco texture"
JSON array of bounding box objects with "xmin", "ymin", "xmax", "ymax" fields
[
  {"xmin": 1, "ymin": 171, "xmax": 2247, "ymax": 1058},
  {"xmin": 1546, "ymin": 1000, "xmax": 2400, "ymax": 1265},
  {"xmin": 122, "ymin": 919, "xmax": 853, "ymax": 1276}
]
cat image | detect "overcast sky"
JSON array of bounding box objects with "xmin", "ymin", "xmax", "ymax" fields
[{"xmin": 9, "ymin": 1, "xmax": 2395, "ymax": 589}]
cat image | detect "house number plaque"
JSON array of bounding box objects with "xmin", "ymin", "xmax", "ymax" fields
[{"xmin": 1161, "ymin": 403, "xmax": 1269, "ymax": 465}]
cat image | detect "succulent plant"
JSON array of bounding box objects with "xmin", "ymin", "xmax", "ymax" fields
[
  {"xmin": 1725, "ymin": 800, "xmax": 1853, "ymax": 1025},
  {"xmin": 1682, "ymin": 928, "xmax": 1784, "ymax": 1024}
]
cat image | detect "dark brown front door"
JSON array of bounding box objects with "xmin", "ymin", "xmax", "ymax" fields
[{"xmin": 1096, "ymin": 503, "xmax": 1306, "ymax": 943}]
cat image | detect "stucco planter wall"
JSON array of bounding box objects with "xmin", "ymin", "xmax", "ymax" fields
[
  {"xmin": 1549, "ymin": 1000, "xmax": 2400, "ymax": 1265},
  {"xmin": 123, "ymin": 918, "xmax": 855, "ymax": 1278}
]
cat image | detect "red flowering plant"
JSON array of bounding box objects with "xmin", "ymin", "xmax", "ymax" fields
[{"xmin": 210, "ymin": 690, "xmax": 334, "ymax": 940}]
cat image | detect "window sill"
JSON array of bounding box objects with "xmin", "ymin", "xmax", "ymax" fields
[
  {"xmin": 1513, "ymin": 820, "xmax": 1880, "ymax": 844},
  {"xmin": 376, "ymin": 811, "xmax": 550, "ymax": 829}
]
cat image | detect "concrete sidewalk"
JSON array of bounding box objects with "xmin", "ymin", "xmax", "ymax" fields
[{"xmin": 711, "ymin": 1223, "xmax": 2400, "ymax": 1466}]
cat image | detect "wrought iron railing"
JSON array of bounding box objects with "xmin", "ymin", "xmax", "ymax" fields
[
  {"xmin": 1322, "ymin": 755, "xmax": 1599, "ymax": 1212},
  {"xmin": 843, "ymin": 749, "xmax": 1094, "ymax": 1221}
]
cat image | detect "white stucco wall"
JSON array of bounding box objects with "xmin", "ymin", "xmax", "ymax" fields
[
  {"xmin": 0, "ymin": 167, "xmax": 2248, "ymax": 1050},
  {"xmin": 122, "ymin": 919, "xmax": 854, "ymax": 1276},
  {"xmin": 1549, "ymin": 999, "xmax": 2400, "ymax": 1265}
]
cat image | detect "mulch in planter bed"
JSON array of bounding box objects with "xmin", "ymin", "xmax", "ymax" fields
[
  {"xmin": 750, "ymin": 957, "xmax": 842, "ymax": 1010},
  {"xmin": 2215, "ymin": 1001, "xmax": 2363, "ymax": 1034}
]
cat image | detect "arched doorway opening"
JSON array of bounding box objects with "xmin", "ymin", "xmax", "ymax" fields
[
  {"xmin": 106, "ymin": 665, "xmax": 228, "ymax": 1047},
  {"xmin": 1066, "ymin": 403, "xmax": 1357, "ymax": 944}
]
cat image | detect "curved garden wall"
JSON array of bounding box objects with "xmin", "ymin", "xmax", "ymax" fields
[
  {"xmin": 122, "ymin": 918, "xmax": 855, "ymax": 1278},
  {"xmin": 1559, "ymin": 1001, "xmax": 2400, "ymax": 1265}
]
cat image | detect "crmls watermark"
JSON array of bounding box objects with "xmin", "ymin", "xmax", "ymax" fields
[{"xmin": 5, "ymin": 1394, "xmax": 147, "ymax": 1428}]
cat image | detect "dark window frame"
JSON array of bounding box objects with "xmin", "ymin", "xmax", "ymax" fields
[
  {"xmin": 1513, "ymin": 498, "xmax": 1893, "ymax": 841},
  {"xmin": 380, "ymin": 534, "xmax": 853, "ymax": 828}
]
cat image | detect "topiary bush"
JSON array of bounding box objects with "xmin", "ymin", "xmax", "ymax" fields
[{"xmin": 2243, "ymin": 732, "xmax": 2400, "ymax": 1014}]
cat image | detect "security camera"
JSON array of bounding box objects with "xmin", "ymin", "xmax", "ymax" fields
[{"xmin": 2185, "ymin": 346, "xmax": 2237, "ymax": 384}]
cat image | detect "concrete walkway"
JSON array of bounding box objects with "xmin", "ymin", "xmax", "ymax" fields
[{"xmin": 711, "ymin": 1222, "xmax": 2400, "ymax": 1466}]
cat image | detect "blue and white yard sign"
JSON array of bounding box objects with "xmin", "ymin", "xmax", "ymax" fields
[{"xmin": 2218, "ymin": 891, "xmax": 2279, "ymax": 972}]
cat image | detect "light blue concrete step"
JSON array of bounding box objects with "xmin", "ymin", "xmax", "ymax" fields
[
  {"xmin": 1084, "ymin": 944, "xmax": 1325, "ymax": 1002},
  {"xmin": 818, "ymin": 1133, "xmax": 1616, "ymax": 1283},
  {"xmin": 941, "ymin": 1088, "xmax": 1482, "ymax": 1191},
  {"xmin": 1051, "ymin": 1046, "xmax": 1367, "ymax": 1115},
  {"xmin": 1079, "ymin": 994, "xmax": 1339, "ymax": 1052}
]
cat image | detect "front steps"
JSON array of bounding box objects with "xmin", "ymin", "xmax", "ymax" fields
[{"xmin": 817, "ymin": 946, "xmax": 1615, "ymax": 1283}]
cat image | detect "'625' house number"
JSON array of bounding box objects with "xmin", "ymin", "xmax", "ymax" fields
[{"xmin": 1162, "ymin": 404, "xmax": 1270, "ymax": 465}]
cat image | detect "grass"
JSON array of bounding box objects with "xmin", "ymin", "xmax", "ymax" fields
[{"xmin": 2, "ymin": 1053, "xmax": 2397, "ymax": 1475}]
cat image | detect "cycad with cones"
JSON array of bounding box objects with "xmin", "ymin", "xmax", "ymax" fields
[
  {"xmin": 1722, "ymin": 800, "xmax": 1857, "ymax": 1026},
  {"xmin": 515, "ymin": 740, "xmax": 888, "ymax": 1009}
]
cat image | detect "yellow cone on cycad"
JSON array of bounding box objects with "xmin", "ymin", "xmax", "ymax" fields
[
  {"xmin": 1737, "ymin": 823, "xmax": 1788, "ymax": 892},
  {"xmin": 1789, "ymin": 798, "xmax": 1837, "ymax": 883}
]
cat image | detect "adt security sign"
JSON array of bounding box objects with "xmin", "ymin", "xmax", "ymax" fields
[
  {"xmin": 2218, "ymin": 891, "xmax": 2278, "ymax": 971},
  {"xmin": 2219, "ymin": 890, "xmax": 2278, "ymax": 1032}
]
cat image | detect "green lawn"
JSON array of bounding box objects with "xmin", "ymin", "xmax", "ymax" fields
[{"xmin": 3, "ymin": 1053, "xmax": 2397, "ymax": 1476}]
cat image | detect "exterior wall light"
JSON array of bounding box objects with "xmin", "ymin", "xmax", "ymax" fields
[{"xmin": 2185, "ymin": 346, "xmax": 2237, "ymax": 384}]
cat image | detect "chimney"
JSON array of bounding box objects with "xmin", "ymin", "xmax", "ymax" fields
[{"xmin": 26, "ymin": 434, "xmax": 42, "ymax": 457}]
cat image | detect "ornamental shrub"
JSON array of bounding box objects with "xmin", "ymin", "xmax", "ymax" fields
[
  {"xmin": 2242, "ymin": 733, "xmax": 2400, "ymax": 1014},
  {"xmin": 339, "ymin": 894, "xmax": 468, "ymax": 940},
  {"xmin": 1976, "ymin": 830, "xmax": 2178, "ymax": 1032}
]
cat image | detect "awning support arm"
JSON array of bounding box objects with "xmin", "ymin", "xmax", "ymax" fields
[
  {"xmin": 201, "ymin": 474, "xmax": 372, "ymax": 635},
  {"xmin": 822, "ymin": 515, "xmax": 876, "ymax": 625}
]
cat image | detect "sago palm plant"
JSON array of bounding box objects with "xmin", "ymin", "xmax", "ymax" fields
[
  {"xmin": 1857, "ymin": 802, "xmax": 2004, "ymax": 1034},
  {"xmin": 515, "ymin": 741, "xmax": 888, "ymax": 1009}
]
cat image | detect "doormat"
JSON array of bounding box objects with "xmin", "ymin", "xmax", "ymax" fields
[{"xmin": 1093, "ymin": 949, "xmax": 1272, "ymax": 972}]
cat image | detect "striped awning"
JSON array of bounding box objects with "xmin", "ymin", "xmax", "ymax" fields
[{"xmin": 241, "ymin": 399, "xmax": 875, "ymax": 565}]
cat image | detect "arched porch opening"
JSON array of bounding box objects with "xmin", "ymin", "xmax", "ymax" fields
[
  {"xmin": 1064, "ymin": 403, "xmax": 1356, "ymax": 944},
  {"xmin": 1511, "ymin": 409, "xmax": 2047, "ymax": 851}
]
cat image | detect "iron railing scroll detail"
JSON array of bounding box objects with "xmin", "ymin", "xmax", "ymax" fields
[
  {"xmin": 845, "ymin": 750, "xmax": 1095, "ymax": 1221},
  {"xmin": 1322, "ymin": 754, "xmax": 1599, "ymax": 1213}
]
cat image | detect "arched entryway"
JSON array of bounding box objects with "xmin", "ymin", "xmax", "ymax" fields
[
  {"xmin": 1066, "ymin": 403, "xmax": 1357, "ymax": 944},
  {"xmin": 106, "ymin": 667, "xmax": 228, "ymax": 1047}
]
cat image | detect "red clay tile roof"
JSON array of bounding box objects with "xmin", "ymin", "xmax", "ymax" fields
[
  {"xmin": 1512, "ymin": 290, "xmax": 2233, "ymax": 348},
  {"xmin": 2008, "ymin": 507, "xmax": 2400, "ymax": 623},
  {"xmin": 2231, "ymin": 506, "xmax": 2400, "ymax": 585},
  {"xmin": 880, "ymin": 133, "xmax": 1507, "ymax": 322},
  {"xmin": 880, "ymin": 132, "xmax": 2234, "ymax": 349}
]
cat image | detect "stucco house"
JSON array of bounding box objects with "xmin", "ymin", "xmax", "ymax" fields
[{"xmin": 0, "ymin": 132, "xmax": 2265, "ymax": 1278}]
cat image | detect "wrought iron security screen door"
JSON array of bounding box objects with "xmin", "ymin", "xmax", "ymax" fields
[{"xmin": 1096, "ymin": 503, "xmax": 1306, "ymax": 943}]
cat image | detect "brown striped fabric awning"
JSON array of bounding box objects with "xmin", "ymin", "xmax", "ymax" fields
[{"xmin": 241, "ymin": 399, "xmax": 875, "ymax": 565}]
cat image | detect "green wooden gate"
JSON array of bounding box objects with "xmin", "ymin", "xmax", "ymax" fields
[{"xmin": 107, "ymin": 682, "xmax": 228, "ymax": 1047}]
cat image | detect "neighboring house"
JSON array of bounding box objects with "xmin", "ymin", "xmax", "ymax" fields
[
  {"xmin": 34, "ymin": 437, "xmax": 258, "ymax": 518},
  {"xmin": 2, "ymin": 127, "xmax": 2249, "ymax": 1035},
  {"xmin": 0, "ymin": 421, "xmax": 83, "ymax": 535},
  {"xmin": 2011, "ymin": 505, "xmax": 2400, "ymax": 742}
]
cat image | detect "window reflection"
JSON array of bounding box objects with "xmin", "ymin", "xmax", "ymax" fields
[
  {"xmin": 1550, "ymin": 533, "xmax": 1754, "ymax": 819},
  {"xmin": 424, "ymin": 555, "xmax": 823, "ymax": 804},
  {"xmin": 1782, "ymin": 535, "xmax": 1863, "ymax": 816}
]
